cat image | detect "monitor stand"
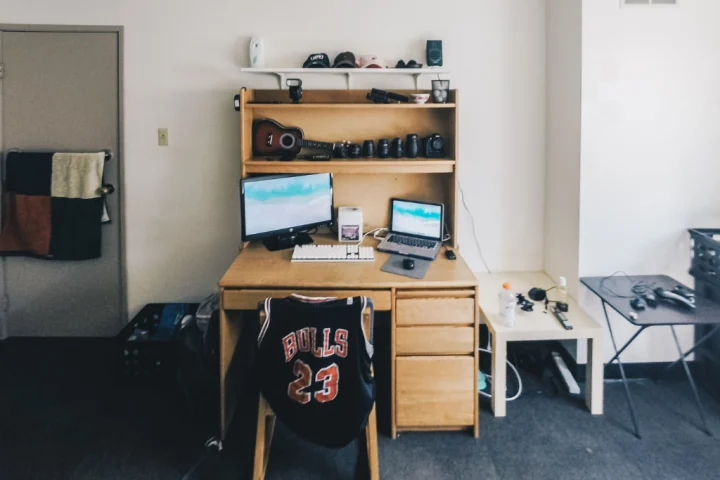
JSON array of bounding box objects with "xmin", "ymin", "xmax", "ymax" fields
[{"xmin": 262, "ymin": 231, "xmax": 313, "ymax": 252}]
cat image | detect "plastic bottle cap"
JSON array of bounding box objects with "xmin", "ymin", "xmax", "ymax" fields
[
  {"xmin": 502, "ymin": 283, "xmax": 512, "ymax": 290},
  {"xmin": 559, "ymin": 276, "xmax": 567, "ymax": 287}
]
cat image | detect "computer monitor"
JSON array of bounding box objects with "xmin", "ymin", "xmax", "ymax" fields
[{"xmin": 241, "ymin": 173, "xmax": 334, "ymax": 250}]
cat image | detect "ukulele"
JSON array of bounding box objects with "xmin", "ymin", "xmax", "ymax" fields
[{"xmin": 252, "ymin": 119, "xmax": 336, "ymax": 158}]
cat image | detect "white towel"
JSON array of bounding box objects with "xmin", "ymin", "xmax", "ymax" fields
[
  {"xmin": 51, "ymin": 152, "xmax": 111, "ymax": 223},
  {"xmin": 51, "ymin": 152, "xmax": 105, "ymax": 199}
]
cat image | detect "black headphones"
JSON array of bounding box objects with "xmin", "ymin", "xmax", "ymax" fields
[{"xmin": 528, "ymin": 287, "xmax": 547, "ymax": 302}]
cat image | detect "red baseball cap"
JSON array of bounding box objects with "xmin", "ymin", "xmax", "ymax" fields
[{"xmin": 356, "ymin": 55, "xmax": 386, "ymax": 68}]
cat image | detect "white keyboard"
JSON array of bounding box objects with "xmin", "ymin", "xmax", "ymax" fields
[{"xmin": 292, "ymin": 244, "xmax": 375, "ymax": 262}]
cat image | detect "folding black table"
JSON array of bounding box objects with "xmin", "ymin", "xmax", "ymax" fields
[{"xmin": 581, "ymin": 274, "xmax": 720, "ymax": 439}]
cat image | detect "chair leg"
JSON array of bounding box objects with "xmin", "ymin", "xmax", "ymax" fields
[
  {"xmin": 254, "ymin": 396, "xmax": 276, "ymax": 480},
  {"xmin": 365, "ymin": 404, "xmax": 379, "ymax": 480}
]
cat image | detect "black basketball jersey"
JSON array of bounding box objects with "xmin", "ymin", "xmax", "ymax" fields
[{"xmin": 256, "ymin": 294, "xmax": 375, "ymax": 448}]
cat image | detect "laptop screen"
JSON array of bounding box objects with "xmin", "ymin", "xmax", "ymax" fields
[{"xmin": 391, "ymin": 200, "xmax": 443, "ymax": 240}]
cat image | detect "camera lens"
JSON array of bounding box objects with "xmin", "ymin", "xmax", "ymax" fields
[
  {"xmin": 333, "ymin": 143, "xmax": 348, "ymax": 159},
  {"xmin": 348, "ymin": 143, "xmax": 361, "ymax": 159},
  {"xmin": 406, "ymin": 134, "xmax": 419, "ymax": 158},
  {"xmin": 362, "ymin": 140, "xmax": 375, "ymax": 158},
  {"xmin": 391, "ymin": 138, "xmax": 404, "ymax": 158},
  {"xmin": 377, "ymin": 139, "xmax": 390, "ymax": 159}
]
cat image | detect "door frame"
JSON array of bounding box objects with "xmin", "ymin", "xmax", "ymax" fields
[{"xmin": 0, "ymin": 24, "xmax": 126, "ymax": 338}]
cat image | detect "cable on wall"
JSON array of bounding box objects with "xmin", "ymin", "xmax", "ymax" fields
[{"xmin": 458, "ymin": 181, "xmax": 492, "ymax": 273}]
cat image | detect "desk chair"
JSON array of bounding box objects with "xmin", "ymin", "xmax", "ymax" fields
[{"xmin": 253, "ymin": 299, "xmax": 379, "ymax": 480}]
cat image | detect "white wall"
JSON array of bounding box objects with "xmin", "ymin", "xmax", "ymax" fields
[
  {"xmin": 579, "ymin": 0, "xmax": 720, "ymax": 362},
  {"xmin": 545, "ymin": 0, "xmax": 582, "ymax": 293},
  {"xmin": 0, "ymin": 0, "xmax": 547, "ymax": 320}
]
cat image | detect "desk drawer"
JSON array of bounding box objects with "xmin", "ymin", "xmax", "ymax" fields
[
  {"xmin": 223, "ymin": 289, "xmax": 391, "ymax": 311},
  {"xmin": 396, "ymin": 356, "xmax": 475, "ymax": 427},
  {"xmin": 396, "ymin": 296, "xmax": 475, "ymax": 326},
  {"xmin": 396, "ymin": 326, "xmax": 474, "ymax": 355}
]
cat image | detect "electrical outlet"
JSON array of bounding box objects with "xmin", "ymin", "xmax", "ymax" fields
[{"xmin": 158, "ymin": 128, "xmax": 169, "ymax": 146}]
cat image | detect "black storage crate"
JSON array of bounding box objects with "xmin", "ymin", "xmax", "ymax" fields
[
  {"xmin": 117, "ymin": 303, "xmax": 198, "ymax": 383},
  {"xmin": 689, "ymin": 229, "xmax": 720, "ymax": 288}
]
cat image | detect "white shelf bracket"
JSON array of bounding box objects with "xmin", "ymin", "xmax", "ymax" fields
[{"xmin": 273, "ymin": 72, "xmax": 287, "ymax": 89}]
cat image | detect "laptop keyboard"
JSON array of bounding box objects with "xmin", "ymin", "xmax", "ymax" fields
[{"xmin": 388, "ymin": 234, "xmax": 436, "ymax": 249}]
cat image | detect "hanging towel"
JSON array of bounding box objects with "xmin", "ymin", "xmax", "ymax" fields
[{"xmin": 0, "ymin": 151, "xmax": 106, "ymax": 260}]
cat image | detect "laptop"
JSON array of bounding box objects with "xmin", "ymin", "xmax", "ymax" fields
[{"xmin": 377, "ymin": 199, "xmax": 444, "ymax": 260}]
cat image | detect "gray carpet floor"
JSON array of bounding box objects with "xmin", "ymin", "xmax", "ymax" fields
[{"xmin": 1, "ymin": 339, "xmax": 719, "ymax": 480}]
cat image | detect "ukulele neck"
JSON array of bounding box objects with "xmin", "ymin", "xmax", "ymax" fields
[{"xmin": 301, "ymin": 139, "xmax": 334, "ymax": 151}]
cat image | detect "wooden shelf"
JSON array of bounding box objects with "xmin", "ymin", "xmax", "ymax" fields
[
  {"xmin": 244, "ymin": 158, "xmax": 456, "ymax": 174},
  {"xmin": 246, "ymin": 103, "xmax": 455, "ymax": 109},
  {"xmin": 238, "ymin": 89, "xmax": 460, "ymax": 247},
  {"xmin": 240, "ymin": 67, "xmax": 451, "ymax": 89}
]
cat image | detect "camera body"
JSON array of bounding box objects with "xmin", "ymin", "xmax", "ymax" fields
[{"xmin": 422, "ymin": 133, "xmax": 445, "ymax": 158}]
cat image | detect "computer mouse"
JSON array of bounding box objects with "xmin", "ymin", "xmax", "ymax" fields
[
  {"xmin": 445, "ymin": 249, "xmax": 457, "ymax": 260},
  {"xmin": 630, "ymin": 297, "xmax": 646, "ymax": 310},
  {"xmin": 403, "ymin": 258, "xmax": 415, "ymax": 270}
]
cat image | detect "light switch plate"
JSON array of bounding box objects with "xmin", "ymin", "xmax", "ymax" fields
[{"xmin": 158, "ymin": 128, "xmax": 168, "ymax": 146}]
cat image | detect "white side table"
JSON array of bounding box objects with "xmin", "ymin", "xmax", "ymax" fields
[{"xmin": 477, "ymin": 272, "xmax": 604, "ymax": 417}]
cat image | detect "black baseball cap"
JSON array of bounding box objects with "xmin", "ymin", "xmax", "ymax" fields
[
  {"xmin": 333, "ymin": 52, "xmax": 356, "ymax": 68},
  {"xmin": 303, "ymin": 53, "xmax": 330, "ymax": 68}
]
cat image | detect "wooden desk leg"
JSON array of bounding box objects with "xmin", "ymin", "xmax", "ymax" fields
[
  {"xmin": 390, "ymin": 288, "xmax": 397, "ymax": 439},
  {"xmin": 219, "ymin": 289, "xmax": 244, "ymax": 440},
  {"xmin": 491, "ymin": 333, "xmax": 507, "ymax": 417},
  {"xmin": 473, "ymin": 290, "xmax": 480, "ymax": 438},
  {"xmin": 586, "ymin": 335, "xmax": 604, "ymax": 415}
]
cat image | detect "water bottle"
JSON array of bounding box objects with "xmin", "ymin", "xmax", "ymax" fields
[
  {"xmin": 557, "ymin": 276, "xmax": 568, "ymax": 305},
  {"xmin": 498, "ymin": 282, "xmax": 517, "ymax": 327}
]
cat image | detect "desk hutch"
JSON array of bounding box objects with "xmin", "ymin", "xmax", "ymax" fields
[{"xmin": 219, "ymin": 89, "xmax": 480, "ymax": 440}]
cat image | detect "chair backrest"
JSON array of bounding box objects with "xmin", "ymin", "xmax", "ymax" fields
[
  {"xmin": 255, "ymin": 295, "xmax": 375, "ymax": 448},
  {"xmin": 259, "ymin": 304, "xmax": 372, "ymax": 340}
]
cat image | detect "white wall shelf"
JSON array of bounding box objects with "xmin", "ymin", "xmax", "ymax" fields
[{"xmin": 239, "ymin": 67, "xmax": 450, "ymax": 89}]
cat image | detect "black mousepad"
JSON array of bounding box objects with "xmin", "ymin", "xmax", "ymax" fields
[{"xmin": 381, "ymin": 254, "xmax": 431, "ymax": 279}]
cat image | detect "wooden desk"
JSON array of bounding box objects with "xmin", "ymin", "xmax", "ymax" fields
[
  {"xmin": 477, "ymin": 272, "xmax": 604, "ymax": 417},
  {"xmin": 219, "ymin": 237, "xmax": 479, "ymax": 439}
]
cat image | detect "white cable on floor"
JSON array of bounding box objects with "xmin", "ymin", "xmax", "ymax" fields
[{"xmin": 478, "ymin": 347, "xmax": 523, "ymax": 402}]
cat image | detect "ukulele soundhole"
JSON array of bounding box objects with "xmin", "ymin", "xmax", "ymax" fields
[{"xmin": 280, "ymin": 133, "xmax": 296, "ymax": 149}]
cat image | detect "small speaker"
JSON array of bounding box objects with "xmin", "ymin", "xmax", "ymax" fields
[{"xmin": 426, "ymin": 40, "xmax": 443, "ymax": 67}]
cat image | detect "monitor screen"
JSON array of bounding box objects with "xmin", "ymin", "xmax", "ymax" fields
[
  {"xmin": 391, "ymin": 200, "xmax": 443, "ymax": 239},
  {"xmin": 242, "ymin": 174, "xmax": 333, "ymax": 239}
]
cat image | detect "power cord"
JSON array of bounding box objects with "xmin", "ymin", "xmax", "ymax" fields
[
  {"xmin": 356, "ymin": 227, "xmax": 388, "ymax": 245},
  {"xmin": 442, "ymin": 222, "xmax": 451, "ymax": 243},
  {"xmin": 479, "ymin": 343, "xmax": 523, "ymax": 402},
  {"xmin": 458, "ymin": 181, "xmax": 492, "ymax": 273},
  {"xmin": 599, "ymin": 271, "xmax": 656, "ymax": 299}
]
